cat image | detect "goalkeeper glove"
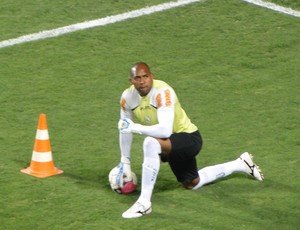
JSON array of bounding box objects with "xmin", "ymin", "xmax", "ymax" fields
[
  {"xmin": 118, "ymin": 118, "xmax": 141, "ymax": 134},
  {"xmin": 117, "ymin": 162, "xmax": 133, "ymax": 181}
]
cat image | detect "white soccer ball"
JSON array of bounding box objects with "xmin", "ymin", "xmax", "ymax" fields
[{"xmin": 108, "ymin": 166, "xmax": 137, "ymax": 194}]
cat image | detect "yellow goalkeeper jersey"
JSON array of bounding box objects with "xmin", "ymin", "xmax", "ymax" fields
[{"xmin": 120, "ymin": 80, "xmax": 198, "ymax": 134}]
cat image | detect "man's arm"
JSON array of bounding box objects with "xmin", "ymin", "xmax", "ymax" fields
[
  {"xmin": 127, "ymin": 107, "xmax": 174, "ymax": 138},
  {"xmin": 113, "ymin": 96, "xmax": 134, "ymax": 181},
  {"xmin": 119, "ymin": 109, "xmax": 133, "ymax": 164},
  {"xmin": 119, "ymin": 88, "xmax": 176, "ymax": 138}
]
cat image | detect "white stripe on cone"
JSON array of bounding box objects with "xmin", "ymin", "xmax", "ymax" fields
[
  {"xmin": 35, "ymin": 129, "xmax": 49, "ymax": 140},
  {"xmin": 32, "ymin": 151, "xmax": 53, "ymax": 162}
]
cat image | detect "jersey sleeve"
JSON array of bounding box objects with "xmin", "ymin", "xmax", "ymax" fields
[
  {"xmin": 131, "ymin": 87, "xmax": 176, "ymax": 138},
  {"xmin": 119, "ymin": 91, "xmax": 133, "ymax": 162},
  {"xmin": 120, "ymin": 92, "xmax": 133, "ymax": 119}
]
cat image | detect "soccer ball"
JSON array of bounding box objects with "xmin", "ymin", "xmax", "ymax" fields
[{"xmin": 108, "ymin": 166, "xmax": 137, "ymax": 194}]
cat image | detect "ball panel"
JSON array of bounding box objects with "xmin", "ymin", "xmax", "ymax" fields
[
  {"xmin": 108, "ymin": 166, "xmax": 137, "ymax": 194},
  {"xmin": 121, "ymin": 181, "xmax": 137, "ymax": 194}
]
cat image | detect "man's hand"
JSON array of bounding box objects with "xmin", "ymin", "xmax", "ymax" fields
[
  {"xmin": 117, "ymin": 162, "xmax": 132, "ymax": 181},
  {"xmin": 118, "ymin": 118, "xmax": 135, "ymax": 134}
]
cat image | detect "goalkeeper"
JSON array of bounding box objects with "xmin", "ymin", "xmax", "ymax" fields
[{"xmin": 117, "ymin": 62, "xmax": 264, "ymax": 218}]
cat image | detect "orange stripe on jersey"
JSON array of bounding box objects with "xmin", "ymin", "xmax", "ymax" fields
[
  {"xmin": 164, "ymin": 89, "xmax": 172, "ymax": 107},
  {"xmin": 121, "ymin": 98, "xmax": 126, "ymax": 111},
  {"xmin": 156, "ymin": 90, "xmax": 172, "ymax": 107},
  {"xmin": 156, "ymin": 94, "xmax": 162, "ymax": 108}
]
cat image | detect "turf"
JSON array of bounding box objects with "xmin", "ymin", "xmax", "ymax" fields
[{"xmin": 0, "ymin": 0, "xmax": 299, "ymax": 229}]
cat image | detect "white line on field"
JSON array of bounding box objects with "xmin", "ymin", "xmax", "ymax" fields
[
  {"xmin": 0, "ymin": 0, "xmax": 299, "ymax": 49},
  {"xmin": 241, "ymin": 0, "xmax": 300, "ymax": 17},
  {"xmin": 0, "ymin": 0, "xmax": 203, "ymax": 49}
]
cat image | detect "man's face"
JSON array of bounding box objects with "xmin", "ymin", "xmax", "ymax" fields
[{"xmin": 130, "ymin": 65, "xmax": 153, "ymax": 96}]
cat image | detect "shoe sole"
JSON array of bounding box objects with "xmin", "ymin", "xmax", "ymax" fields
[{"xmin": 122, "ymin": 207, "xmax": 152, "ymax": 218}]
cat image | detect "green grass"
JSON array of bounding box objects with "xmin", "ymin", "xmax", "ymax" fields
[
  {"xmin": 1, "ymin": 0, "xmax": 299, "ymax": 229},
  {"xmin": 268, "ymin": 0, "xmax": 300, "ymax": 10}
]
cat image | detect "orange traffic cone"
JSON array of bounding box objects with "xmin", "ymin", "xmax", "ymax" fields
[{"xmin": 21, "ymin": 114, "xmax": 63, "ymax": 178}]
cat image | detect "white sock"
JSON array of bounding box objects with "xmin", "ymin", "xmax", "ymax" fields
[
  {"xmin": 139, "ymin": 137, "xmax": 161, "ymax": 204},
  {"xmin": 193, "ymin": 158, "xmax": 244, "ymax": 190}
]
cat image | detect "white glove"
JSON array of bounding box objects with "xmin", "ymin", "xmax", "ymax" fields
[
  {"xmin": 118, "ymin": 118, "xmax": 141, "ymax": 134},
  {"xmin": 117, "ymin": 162, "xmax": 132, "ymax": 181}
]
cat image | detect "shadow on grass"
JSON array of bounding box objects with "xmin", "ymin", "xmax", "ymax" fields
[{"xmin": 53, "ymin": 169, "xmax": 111, "ymax": 192}]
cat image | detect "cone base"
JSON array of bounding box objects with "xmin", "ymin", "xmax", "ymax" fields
[{"xmin": 21, "ymin": 167, "xmax": 63, "ymax": 178}]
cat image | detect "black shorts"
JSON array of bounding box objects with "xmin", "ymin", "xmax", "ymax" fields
[{"xmin": 160, "ymin": 131, "xmax": 202, "ymax": 184}]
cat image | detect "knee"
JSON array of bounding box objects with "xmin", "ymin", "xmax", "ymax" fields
[
  {"xmin": 182, "ymin": 182, "xmax": 194, "ymax": 190},
  {"xmin": 143, "ymin": 136, "xmax": 161, "ymax": 157},
  {"xmin": 181, "ymin": 177, "xmax": 200, "ymax": 190},
  {"xmin": 143, "ymin": 136, "xmax": 157, "ymax": 149}
]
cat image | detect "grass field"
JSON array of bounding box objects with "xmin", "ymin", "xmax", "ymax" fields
[{"xmin": 1, "ymin": 0, "xmax": 299, "ymax": 229}]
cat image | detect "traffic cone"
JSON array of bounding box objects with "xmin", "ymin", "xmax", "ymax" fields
[{"xmin": 21, "ymin": 114, "xmax": 63, "ymax": 178}]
